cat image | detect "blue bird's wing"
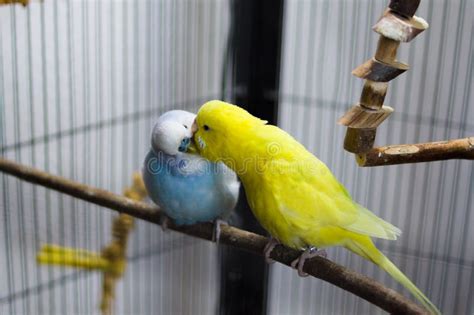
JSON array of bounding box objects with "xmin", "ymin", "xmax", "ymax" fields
[{"xmin": 143, "ymin": 150, "xmax": 239, "ymax": 225}]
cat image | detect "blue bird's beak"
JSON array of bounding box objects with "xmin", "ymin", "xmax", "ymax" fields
[{"xmin": 178, "ymin": 137, "xmax": 197, "ymax": 153}]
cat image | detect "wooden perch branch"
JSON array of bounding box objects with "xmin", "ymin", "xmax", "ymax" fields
[
  {"xmin": 0, "ymin": 157, "xmax": 428, "ymax": 314},
  {"xmin": 357, "ymin": 137, "xmax": 474, "ymax": 167}
]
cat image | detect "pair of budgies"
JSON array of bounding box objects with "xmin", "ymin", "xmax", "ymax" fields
[{"xmin": 143, "ymin": 102, "xmax": 440, "ymax": 314}]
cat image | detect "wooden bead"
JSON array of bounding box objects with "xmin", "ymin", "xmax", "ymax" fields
[
  {"xmin": 338, "ymin": 104, "xmax": 393, "ymax": 129},
  {"xmin": 343, "ymin": 128, "xmax": 377, "ymax": 154},
  {"xmin": 374, "ymin": 37, "xmax": 400, "ymax": 64},
  {"xmin": 389, "ymin": 0, "xmax": 421, "ymax": 18},
  {"xmin": 352, "ymin": 58, "xmax": 408, "ymax": 82},
  {"xmin": 373, "ymin": 10, "xmax": 429, "ymax": 43},
  {"xmin": 360, "ymin": 80, "xmax": 389, "ymax": 110}
]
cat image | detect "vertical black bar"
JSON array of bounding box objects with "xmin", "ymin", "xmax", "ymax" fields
[
  {"xmin": 219, "ymin": 1, "xmax": 284, "ymax": 315},
  {"xmin": 231, "ymin": 0, "xmax": 283, "ymax": 124}
]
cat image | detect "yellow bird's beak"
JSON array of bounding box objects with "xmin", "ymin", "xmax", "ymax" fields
[
  {"xmin": 191, "ymin": 118, "xmax": 198, "ymax": 133},
  {"xmin": 188, "ymin": 118, "xmax": 200, "ymax": 154},
  {"xmin": 186, "ymin": 139, "xmax": 198, "ymax": 154}
]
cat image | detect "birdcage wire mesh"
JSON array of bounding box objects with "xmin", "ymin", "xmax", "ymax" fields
[
  {"xmin": 269, "ymin": 0, "xmax": 473, "ymax": 314},
  {"xmin": 1, "ymin": 0, "xmax": 230, "ymax": 314},
  {"xmin": 0, "ymin": 0, "xmax": 473, "ymax": 314}
]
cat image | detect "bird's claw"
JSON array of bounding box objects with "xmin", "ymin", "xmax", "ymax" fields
[
  {"xmin": 291, "ymin": 247, "xmax": 327, "ymax": 277},
  {"xmin": 160, "ymin": 215, "xmax": 170, "ymax": 232},
  {"xmin": 213, "ymin": 219, "xmax": 228, "ymax": 243},
  {"xmin": 263, "ymin": 238, "xmax": 279, "ymax": 264}
]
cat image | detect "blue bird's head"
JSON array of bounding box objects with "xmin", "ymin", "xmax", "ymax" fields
[{"xmin": 151, "ymin": 110, "xmax": 198, "ymax": 156}]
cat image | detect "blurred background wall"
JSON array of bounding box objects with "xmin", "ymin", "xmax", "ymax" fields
[{"xmin": 0, "ymin": 0, "xmax": 472, "ymax": 314}]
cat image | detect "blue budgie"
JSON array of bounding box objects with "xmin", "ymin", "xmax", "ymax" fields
[{"xmin": 142, "ymin": 110, "xmax": 240, "ymax": 240}]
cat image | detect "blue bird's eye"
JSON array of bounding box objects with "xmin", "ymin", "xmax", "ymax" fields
[{"xmin": 178, "ymin": 137, "xmax": 191, "ymax": 152}]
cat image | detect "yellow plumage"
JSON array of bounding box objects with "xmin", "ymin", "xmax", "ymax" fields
[{"xmin": 194, "ymin": 100, "xmax": 440, "ymax": 315}]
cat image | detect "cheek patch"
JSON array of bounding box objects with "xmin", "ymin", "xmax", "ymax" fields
[{"xmin": 197, "ymin": 135, "xmax": 206, "ymax": 149}]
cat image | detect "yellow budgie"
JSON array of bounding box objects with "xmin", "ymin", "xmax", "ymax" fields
[{"xmin": 191, "ymin": 100, "xmax": 440, "ymax": 315}]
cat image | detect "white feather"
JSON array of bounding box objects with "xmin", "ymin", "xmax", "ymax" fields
[{"xmin": 151, "ymin": 110, "xmax": 196, "ymax": 155}]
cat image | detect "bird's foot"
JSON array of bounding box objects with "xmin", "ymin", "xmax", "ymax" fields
[
  {"xmin": 213, "ymin": 219, "xmax": 228, "ymax": 243},
  {"xmin": 263, "ymin": 238, "xmax": 280, "ymax": 264},
  {"xmin": 160, "ymin": 215, "xmax": 170, "ymax": 232},
  {"xmin": 291, "ymin": 247, "xmax": 327, "ymax": 277}
]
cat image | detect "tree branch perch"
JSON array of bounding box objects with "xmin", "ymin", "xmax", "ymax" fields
[
  {"xmin": 0, "ymin": 157, "xmax": 428, "ymax": 314},
  {"xmin": 357, "ymin": 137, "xmax": 474, "ymax": 167}
]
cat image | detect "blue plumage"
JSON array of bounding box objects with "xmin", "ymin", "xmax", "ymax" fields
[{"xmin": 142, "ymin": 110, "xmax": 239, "ymax": 226}]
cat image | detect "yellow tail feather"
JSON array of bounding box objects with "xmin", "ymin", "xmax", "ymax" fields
[{"xmin": 346, "ymin": 238, "xmax": 441, "ymax": 315}]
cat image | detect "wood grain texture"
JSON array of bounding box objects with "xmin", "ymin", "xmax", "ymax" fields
[
  {"xmin": 359, "ymin": 80, "xmax": 389, "ymax": 110},
  {"xmin": 389, "ymin": 0, "xmax": 421, "ymax": 18},
  {"xmin": 0, "ymin": 0, "xmax": 28, "ymax": 5},
  {"xmin": 374, "ymin": 36, "xmax": 400, "ymax": 63},
  {"xmin": 338, "ymin": 104, "xmax": 393, "ymax": 129},
  {"xmin": 373, "ymin": 10, "xmax": 428, "ymax": 43},
  {"xmin": 352, "ymin": 58, "xmax": 409, "ymax": 82},
  {"xmin": 357, "ymin": 137, "xmax": 474, "ymax": 166},
  {"xmin": 343, "ymin": 128, "xmax": 377, "ymax": 154}
]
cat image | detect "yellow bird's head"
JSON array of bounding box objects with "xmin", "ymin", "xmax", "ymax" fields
[{"xmin": 192, "ymin": 100, "xmax": 266, "ymax": 164}]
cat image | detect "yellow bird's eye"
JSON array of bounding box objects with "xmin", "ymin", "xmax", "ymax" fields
[{"xmin": 203, "ymin": 125, "xmax": 210, "ymax": 131}]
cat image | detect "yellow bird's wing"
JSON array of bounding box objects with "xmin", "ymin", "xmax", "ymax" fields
[
  {"xmin": 269, "ymin": 157, "xmax": 357, "ymax": 227},
  {"xmin": 258, "ymin": 125, "xmax": 401, "ymax": 242},
  {"xmin": 250, "ymin": 125, "xmax": 401, "ymax": 243},
  {"xmin": 346, "ymin": 203, "xmax": 401, "ymax": 240},
  {"xmin": 269, "ymin": 157, "xmax": 401, "ymax": 242}
]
